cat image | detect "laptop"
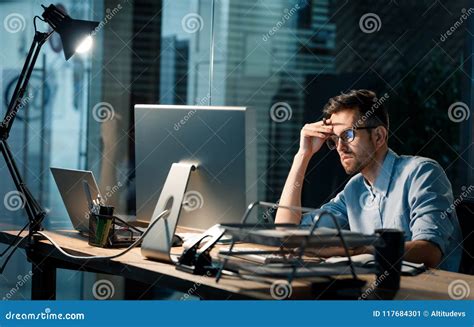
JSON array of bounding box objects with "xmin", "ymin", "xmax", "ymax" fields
[
  {"xmin": 50, "ymin": 167, "xmax": 141, "ymax": 234},
  {"xmin": 51, "ymin": 167, "xmax": 202, "ymax": 255}
]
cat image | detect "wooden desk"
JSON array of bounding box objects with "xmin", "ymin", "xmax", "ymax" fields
[{"xmin": 1, "ymin": 230, "xmax": 473, "ymax": 300}]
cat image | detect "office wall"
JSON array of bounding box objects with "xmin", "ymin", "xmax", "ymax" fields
[{"xmin": 0, "ymin": 0, "xmax": 472, "ymax": 300}]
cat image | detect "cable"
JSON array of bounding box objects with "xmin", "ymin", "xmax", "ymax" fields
[
  {"xmin": 35, "ymin": 210, "xmax": 169, "ymax": 261},
  {"xmin": 0, "ymin": 222, "xmax": 31, "ymax": 273},
  {"xmin": 0, "ymin": 222, "xmax": 29, "ymax": 257},
  {"xmin": 112, "ymin": 216, "xmax": 144, "ymax": 235},
  {"xmin": 0, "ymin": 232, "xmax": 30, "ymax": 274}
]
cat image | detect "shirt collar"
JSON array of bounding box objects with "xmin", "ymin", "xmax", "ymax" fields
[{"xmin": 363, "ymin": 148, "xmax": 398, "ymax": 197}]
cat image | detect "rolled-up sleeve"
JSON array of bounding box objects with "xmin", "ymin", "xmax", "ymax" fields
[
  {"xmin": 301, "ymin": 190, "xmax": 349, "ymax": 229},
  {"xmin": 407, "ymin": 161, "xmax": 456, "ymax": 255}
]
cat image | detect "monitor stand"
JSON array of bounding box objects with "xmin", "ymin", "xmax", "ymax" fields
[{"xmin": 141, "ymin": 162, "xmax": 196, "ymax": 263}]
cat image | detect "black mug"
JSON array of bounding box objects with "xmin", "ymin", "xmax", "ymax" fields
[{"xmin": 374, "ymin": 228, "xmax": 404, "ymax": 291}]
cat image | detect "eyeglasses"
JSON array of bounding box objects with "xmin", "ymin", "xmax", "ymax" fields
[{"xmin": 326, "ymin": 126, "xmax": 378, "ymax": 150}]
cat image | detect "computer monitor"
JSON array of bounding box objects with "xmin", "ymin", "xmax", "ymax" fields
[{"xmin": 134, "ymin": 104, "xmax": 257, "ymax": 229}]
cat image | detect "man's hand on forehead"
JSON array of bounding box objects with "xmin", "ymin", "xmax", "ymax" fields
[
  {"xmin": 323, "ymin": 118, "xmax": 351, "ymax": 133},
  {"xmin": 323, "ymin": 118, "xmax": 331, "ymax": 126}
]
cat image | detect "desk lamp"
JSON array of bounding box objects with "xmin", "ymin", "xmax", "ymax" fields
[{"xmin": 0, "ymin": 5, "xmax": 98, "ymax": 245}]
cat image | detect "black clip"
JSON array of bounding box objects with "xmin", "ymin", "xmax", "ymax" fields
[{"xmin": 176, "ymin": 229, "xmax": 225, "ymax": 276}]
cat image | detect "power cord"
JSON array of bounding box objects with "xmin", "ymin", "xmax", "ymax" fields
[
  {"xmin": 112, "ymin": 215, "xmax": 144, "ymax": 235},
  {"xmin": 35, "ymin": 209, "xmax": 169, "ymax": 261},
  {"xmin": 0, "ymin": 228, "xmax": 30, "ymax": 274},
  {"xmin": 0, "ymin": 222, "xmax": 29, "ymax": 257}
]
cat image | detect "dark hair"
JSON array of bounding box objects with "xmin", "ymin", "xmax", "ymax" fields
[{"xmin": 323, "ymin": 89, "xmax": 389, "ymax": 130}]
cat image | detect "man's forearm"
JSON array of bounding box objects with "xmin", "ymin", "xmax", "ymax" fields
[
  {"xmin": 348, "ymin": 240, "xmax": 442, "ymax": 268},
  {"xmin": 275, "ymin": 152, "xmax": 311, "ymax": 224},
  {"xmin": 403, "ymin": 240, "xmax": 442, "ymax": 268}
]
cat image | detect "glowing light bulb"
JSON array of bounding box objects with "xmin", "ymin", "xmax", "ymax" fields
[{"xmin": 75, "ymin": 36, "xmax": 93, "ymax": 53}]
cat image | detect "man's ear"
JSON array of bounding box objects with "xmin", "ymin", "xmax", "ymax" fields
[{"xmin": 373, "ymin": 126, "xmax": 388, "ymax": 148}]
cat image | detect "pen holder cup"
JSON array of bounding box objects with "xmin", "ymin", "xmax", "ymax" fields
[{"xmin": 88, "ymin": 205, "xmax": 115, "ymax": 247}]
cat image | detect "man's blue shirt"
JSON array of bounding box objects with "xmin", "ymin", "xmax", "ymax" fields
[{"xmin": 302, "ymin": 148, "xmax": 462, "ymax": 271}]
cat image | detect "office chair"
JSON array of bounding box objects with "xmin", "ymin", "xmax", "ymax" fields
[{"xmin": 455, "ymin": 198, "xmax": 474, "ymax": 275}]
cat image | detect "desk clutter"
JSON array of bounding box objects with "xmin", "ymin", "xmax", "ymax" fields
[
  {"xmin": 171, "ymin": 202, "xmax": 424, "ymax": 299},
  {"xmin": 48, "ymin": 166, "xmax": 417, "ymax": 299},
  {"xmin": 177, "ymin": 221, "xmax": 381, "ymax": 279},
  {"xmin": 85, "ymin": 180, "xmax": 142, "ymax": 248},
  {"xmin": 88, "ymin": 206, "xmax": 142, "ymax": 248},
  {"xmin": 72, "ymin": 195, "xmax": 419, "ymax": 299}
]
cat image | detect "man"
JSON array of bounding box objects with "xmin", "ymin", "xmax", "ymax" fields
[{"xmin": 275, "ymin": 89, "xmax": 462, "ymax": 272}]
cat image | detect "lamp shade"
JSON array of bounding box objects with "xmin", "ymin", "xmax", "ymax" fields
[{"xmin": 41, "ymin": 4, "xmax": 99, "ymax": 60}]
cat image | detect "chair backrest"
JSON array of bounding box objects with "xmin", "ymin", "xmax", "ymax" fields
[{"xmin": 455, "ymin": 198, "xmax": 474, "ymax": 275}]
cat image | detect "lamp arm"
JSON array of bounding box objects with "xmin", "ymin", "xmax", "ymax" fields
[
  {"xmin": 0, "ymin": 7, "xmax": 99, "ymax": 274},
  {"xmin": 0, "ymin": 31, "xmax": 52, "ymax": 140},
  {"xmin": 0, "ymin": 29, "xmax": 52, "ymax": 236}
]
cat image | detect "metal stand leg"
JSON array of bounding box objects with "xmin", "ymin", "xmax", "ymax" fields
[{"xmin": 141, "ymin": 162, "xmax": 196, "ymax": 262}]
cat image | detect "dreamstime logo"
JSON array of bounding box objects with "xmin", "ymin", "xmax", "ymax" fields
[
  {"xmin": 353, "ymin": 92, "xmax": 390, "ymax": 128},
  {"xmin": 270, "ymin": 280, "xmax": 292, "ymax": 300},
  {"xmin": 448, "ymin": 279, "xmax": 470, "ymax": 300},
  {"xmin": 359, "ymin": 13, "xmax": 381, "ymax": 34},
  {"xmin": 4, "ymin": 13, "xmax": 26, "ymax": 33},
  {"xmin": 440, "ymin": 8, "xmax": 474, "ymax": 42},
  {"xmin": 181, "ymin": 13, "xmax": 203, "ymax": 33},
  {"xmin": 263, "ymin": 182, "xmax": 300, "ymax": 222},
  {"xmin": 358, "ymin": 270, "xmax": 389, "ymax": 300},
  {"xmin": 3, "ymin": 271, "xmax": 33, "ymax": 300},
  {"xmin": 182, "ymin": 191, "xmax": 204, "ymax": 212},
  {"xmin": 447, "ymin": 101, "xmax": 470, "ymax": 123},
  {"xmin": 174, "ymin": 108, "xmax": 198, "ymax": 131},
  {"xmin": 173, "ymin": 91, "xmax": 210, "ymax": 130},
  {"xmin": 358, "ymin": 191, "xmax": 377, "ymax": 211},
  {"xmin": 91, "ymin": 4, "xmax": 123, "ymax": 36},
  {"xmin": 92, "ymin": 279, "xmax": 115, "ymax": 300},
  {"xmin": 3, "ymin": 191, "xmax": 26, "ymax": 211},
  {"xmin": 103, "ymin": 181, "xmax": 123, "ymax": 203},
  {"xmin": 262, "ymin": 201, "xmax": 280, "ymax": 223},
  {"xmin": 180, "ymin": 271, "xmax": 212, "ymax": 300},
  {"xmin": 92, "ymin": 102, "xmax": 115, "ymax": 122},
  {"xmin": 270, "ymin": 102, "xmax": 292, "ymax": 123},
  {"xmin": 262, "ymin": 3, "xmax": 302, "ymax": 41},
  {"xmin": 441, "ymin": 185, "xmax": 474, "ymax": 219},
  {"xmin": 1, "ymin": 94, "xmax": 34, "ymax": 128}
]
